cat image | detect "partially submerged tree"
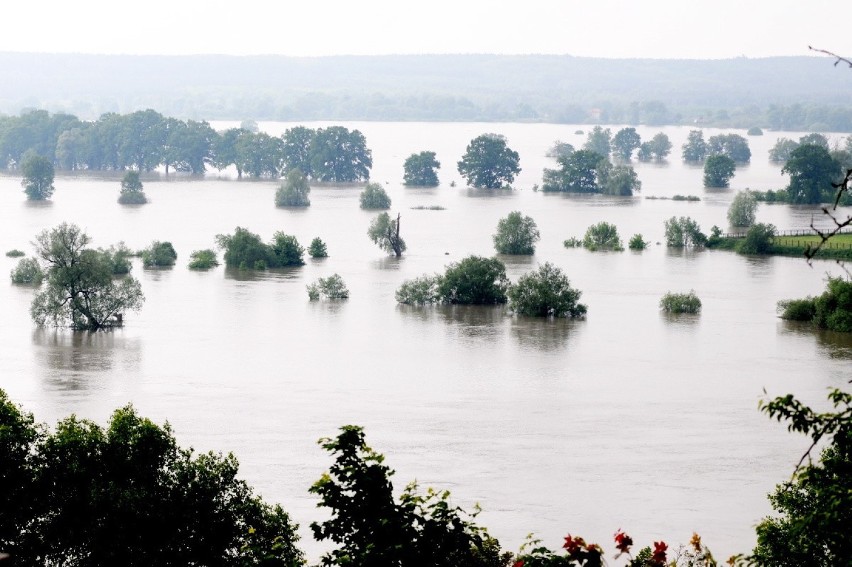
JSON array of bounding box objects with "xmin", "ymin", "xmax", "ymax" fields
[
  {"xmin": 307, "ymin": 274, "xmax": 349, "ymax": 300},
  {"xmin": 118, "ymin": 170, "xmax": 147, "ymax": 204},
  {"xmin": 493, "ymin": 211, "xmax": 540, "ymax": 255},
  {"xmin": 582, "ymin": 222, "xmax": 623, "ymax": 251},
  {"xmin": 611, "ymin": 127, "xmax": 641, "ymax": 161},
  {"xmin": 583, "ymin": 126, "xmax": 612, "ymax": 158},
  {"xmin": 703, "ymin": 154, "xmax": 736, "ymax": 188},
  {"xmin": 437, "ymin": 256, "xmax": 509, "ymax": 305},
  {"xmin": 216, "ymin": 227, "xmax": 304, "ymax": 269},
  {"xmin": 141, "ymin": 241, "xmax": 177, "ymax": 268},
  {"xmin": 664, "ymin": 216, "xmax": 707, "ymax": 248},
  {"xmin": 403, "ymin": 151, "xmax": 441, "ymax": 186},
  {"xmin": 457, "ymin": 134, "xmax": 520, "ymax": 189},
  {"xmin": 10, "ymin": 257, "xmax": 43, "ymax": 285},
  {"xmin": 541, "ymin": 150, "xmax": 605, "ymax": 193},
  {"xmin": 360, "ymin": 182, "xmax": 391, "ymax": 209},
  {"xmin": 727, "ymin": 189, "xmax": 758, "ymax": 227},
  {"xmin": 275, "ymin": 168, "xmax": 311, "ymax": 207},
  {"xmin": 21, "ymin": 153, "xmax": 55, "ymax": 200},
  {"xmin": 681, "ymin": 130, "xmax": 708, "ymax": 163},
  {"xmin": 508, "ymin": 262, "xmax": 587, "ymax": 318},
  {"xmin": 367, "ymin": 212, "xmax": 405, "ymax": 257},
  {"xmin": 30, "ymin": 223, "xmax": 144, "ymax": 330},
  {"xmin": 308, "ymin": 237, "xmax": 328, "ymax": 258}
]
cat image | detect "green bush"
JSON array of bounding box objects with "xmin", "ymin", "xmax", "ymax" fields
[
  {"xmin": 269, "ymin": 233, "xmax": 305, "ymax": 267},
  {"xmin": 308, "ymin": 274, "xmax": 349, "ymax": 300},
  {"xmin": 359, "ymin": 182, "xmax": 391, "ymax": 209},
  {"xmin": 736, "ymin": 223, "xmax": 776, "ymax": 255},
  {"xmin": 0, "ymin": 390, "xmax": 304, "ymax": 566},
  {"xmin": 275, "ymin": 169, "xmax": 311, "ymax": 207},
  {"xmin": 703, "ymin": 154, "xmax": 736, "ymax": 187},
  {"xmin": 395, "ymin": 274, "xmax": 442, "ymax": 305},
  {"xmin": 6, "ymin": 249, "xmax": 25, "ymax": 257},
  {"xmin": 660, "ymin": 290, "xmax": 702, "ymax": 314},
  {"xmin": 10, "ymin": 257, "xmax": 43, "ymax": 285},
  {"xmin": 308, "ymin": 237, "xmax": 328, "ymax": 258},
  {"xmin": 563, "ymin": 237, "xmax": 582, "ymax": 248},
  {"xmin": 628, "ymin": 234, "xmax": 648, "ymax": 250},
  {"xmin": 779, "ymin": 277, "xmax": 852, "ymax": 332},
  {"xmin": 141, "ymin": 241, "xmax": 177, "ymax": 268},
  {"xmin": 664, "ymin": 216, "xmax": 707, "ymax": 248},
  {"xmin": 118, "ymin": 170, "xmax": 147, "ymax": 204},
  {"xmin": 727, "ymin": 190, "xmax": 758, "ymax": 228},
  {"xmin": 437, "ymin": 256, "xmax": 509, "ymax": 305},
  {"xmin": 493, "ymin": 211, "xmax": 540, "ymax": 255},
  {"xmin": 188, "ymin": 249, "xmax": 219, "ymax": 270},
  {"xmin": 582, "ymin": 222, "xmax": 623, "ymax": 251},
  {"xmin": 101, "ymin": 243, "xmax": 133, "ymax": 274},
  {"xmin": 747, "ymin": 126, "xmax": 764, "ymax": 136},
  {"xmin": 216, "ymin": 228, "xmax": 304, "ymax": 269},
  {"xmin": 778, "ymin": 298, "xmax": 817, "ymax": 322},
  {"xmin": 507, "ymin": 262, "xmax": 586, "ymax": 318}
]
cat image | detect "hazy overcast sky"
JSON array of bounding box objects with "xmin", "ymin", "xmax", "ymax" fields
[{"xmin": 4, "ymin": 0, "xmax": 848, "ymax": 59}]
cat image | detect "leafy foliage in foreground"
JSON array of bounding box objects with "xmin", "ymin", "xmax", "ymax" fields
[
  {"xmin": 310, "ymin": 425, "xmax": 513, "ymax": 567},
  {"xmin": 745, "ymin": 388, "xmax": 852, "ymax": 566},
  {"xmin": 0, "ymin": 389, "xmax": 304, "ymax": 567}
]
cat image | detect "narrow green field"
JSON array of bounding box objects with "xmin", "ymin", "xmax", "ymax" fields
[{"xmin": 774, "ymin": 233, "xmax": 852, "ymax": 248}]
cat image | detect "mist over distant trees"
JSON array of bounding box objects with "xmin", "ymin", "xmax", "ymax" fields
[{"xmin": 1, "ymin": 54, "xmax": 851, "ymax": 130}]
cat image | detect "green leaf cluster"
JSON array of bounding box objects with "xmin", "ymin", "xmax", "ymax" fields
[
  {"xmin": 310, "ymin": 425, "xmax": 512, "ymax": 567},
  {"xmin": 216, "ymin": 227, "xmax": 305, "ymax": 269},
  {"xmin": 778, "ymin": 277, "xmax": 852, "ymax": 332},
  {"xmin": 493, "ymin": 211, "xmax": 540, "ymax": 255},
  {"xmin": 141, "ymin": 241, "xmax": 177, "ymax": 268},
  {"xmin": 507, "ymin": 262, "xmax": 586, "ymax": 318},
  {"xmin": 660, "ymin": 290, "xmax": 702, "ymax": 314},
  {"xmin": 0, "ymin": 389, "xmax": 304, "ymax": 566}
]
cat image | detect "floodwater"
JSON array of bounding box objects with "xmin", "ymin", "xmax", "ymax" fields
[{"xmin": 1, "ymin": 123, "xmax": 850, "ymax": 560}]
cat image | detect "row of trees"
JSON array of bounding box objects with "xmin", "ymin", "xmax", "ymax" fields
[{"xmin": 0, "ymin": 110, "xmax": 374, "ymax": 181}]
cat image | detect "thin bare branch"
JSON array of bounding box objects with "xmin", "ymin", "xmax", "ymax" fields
[{"xmin": 808, "ymin": 46, "xmax": 852, "ymax": 68}]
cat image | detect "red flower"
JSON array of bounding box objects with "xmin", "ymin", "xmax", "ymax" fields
[
  {"xmin": 563, "ymin": 534, "xmax": 586, "ymax": 554},
  {"xmin": 513, "ymin": 561, "xmax": 524, "ymax": 567},
  {"xmin": 652, "ymin": 541, "xmax": 668, "ymax": 565},
  {"xmin": 614, "ymin": 529, "xmax": 633, "ymax": 554}
]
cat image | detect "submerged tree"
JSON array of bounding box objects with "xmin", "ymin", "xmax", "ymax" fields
[
  {"xmin": 493, "ymin": 211, "xmax": 540, "ymax": 255},
  {"xmin": 508, "ymin": 263, "xmax": 586, "ymax": 318},
  {"xmin": 275, "ymin": 168, "xmax": 311, "ymax": 207},
  {"xmin": 30, "ymin": 223, "xmax": 144, "ymax": 330},
  {"xmin": 21, "ymin": 153, "xmax": 55, "ymax": 200},
  {"xmin": 457, "ymin": 134, "xmax": 520, "ymax": 189},
  {"xmin": 403, "ymin": 151, "xmax": 441, "ymax": 186},
  {"xmin": 368, "ymin": 212, "xmax": 405, "ymax": 257},
  {"xmin": 118, "ymin": 170, "xmax": 147, "ymax": 204}
]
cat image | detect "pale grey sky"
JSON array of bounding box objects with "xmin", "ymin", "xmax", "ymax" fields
[{"xmin": 4, "ymin": 0, "xmax": 848, "ymax": 59}]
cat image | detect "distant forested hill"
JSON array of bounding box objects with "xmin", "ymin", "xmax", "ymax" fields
[{"xmin": 1, "ymin": 53, "xmax": 850, "ymax": 129}]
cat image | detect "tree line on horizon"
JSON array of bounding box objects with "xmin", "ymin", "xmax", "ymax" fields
[{"xmin": 0, "ymin": 110, "xmax": 372, "ymax": 181}]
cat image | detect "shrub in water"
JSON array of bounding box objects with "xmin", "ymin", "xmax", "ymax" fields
[
  {"xmin": 10, "ymin": 257, "xmax": 43, "ymax": 285},
  {"xmin": 308, "ymin": 237, "xmax": 328, "ymax": 258},
  {"xmin": 660, "ymin": 290, "xmax": 702, "ymax": 314},
  {"xmin": 142, "ymin": 241, "xmax": 177, "ymax": 267},
  {"xmin": 188, "ymin": 249, "xmax": 219, "ymax": 270}
]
